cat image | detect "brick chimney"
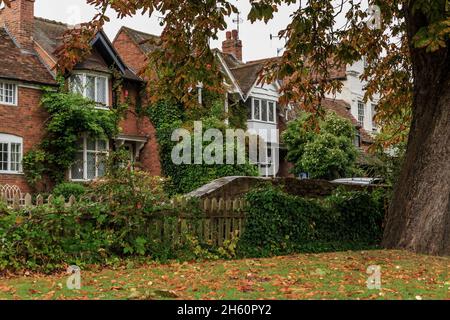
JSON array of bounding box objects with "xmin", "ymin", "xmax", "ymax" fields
[
  {"xmin": 222, "ymin": 29, "xmax": 242, "ymax": 61},
  {"xmin": 0, "ymin": 0, "xmax": 35, "ymax": 51}
]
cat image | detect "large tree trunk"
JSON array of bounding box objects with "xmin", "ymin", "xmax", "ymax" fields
[{"xmin": 382, "ymin": 3, "xmax": 450, "ymax": 255}]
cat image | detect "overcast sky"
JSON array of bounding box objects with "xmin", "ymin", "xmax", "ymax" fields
[{"xmin": 33, "ymin": 0, "xmax": 298, "ymax": 62}]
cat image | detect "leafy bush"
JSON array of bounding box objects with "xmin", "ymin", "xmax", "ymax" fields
[
  {"xmin": 52, "ymin": 182, "xmax": 86, "ymax": 199},
  {"xmin": 238, "ymin": 185, "xmax": 387, "ymax": 257},
  {"xmin": 283, "ymin": 112, "xmax": 359, "ymax": 179}
]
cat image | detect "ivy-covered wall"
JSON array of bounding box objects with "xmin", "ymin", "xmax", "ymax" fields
[{"xmin": 147, "ymin": 95, "xmax": 258, "ymax": 196}]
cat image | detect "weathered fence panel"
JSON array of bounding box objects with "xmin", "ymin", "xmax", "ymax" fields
[{"xmin": 0, "ymin": 185, "xmax": 247, "ymax": 247}]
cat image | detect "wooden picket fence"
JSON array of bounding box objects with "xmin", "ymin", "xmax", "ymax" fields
[
  {"xmin": 164, "ymin": 197, "xmax": 247, "ymax": 246},
  {"xmin": 0, "ymin": 187, "xmax": 248, "ymax": 247}
]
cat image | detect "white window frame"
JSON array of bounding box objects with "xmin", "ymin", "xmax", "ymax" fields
[
  {"xmin": 0, "ymin": 81, "xmax": 18, "ymax": 106},
  {"xmin": 357, "ymin": 101, "xmax": 365, "ymax": 127},
  {"xmin": 0, "ymin": 134, "xmax": 23, "ymax": 174},
  {"xmin": 70, "ymin": 72, "xmax": 110, "ymax": 109},
  {"xmin": 251, "ymin": 98, "xmax": 277, "ymax": 124},
  {"xmin": 69, "ymin": 136, "xmax": 109, "ymax": 182}
]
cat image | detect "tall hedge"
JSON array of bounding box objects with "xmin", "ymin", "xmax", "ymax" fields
[{"xmin": 238, "ymin": 186, "xmax": 387, "ymax": 257}]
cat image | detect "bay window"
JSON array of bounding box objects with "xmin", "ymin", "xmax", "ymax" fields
[
  {"xmin": 70, "ymin": 136, "xmax": 108, "ymax": 181},
  {"xmin": 0, "ymin": 82, "xmax": 17, "ymax": 106},
  {"xmin": 248, "ymin": 98, "xmax": 277, "ymax": 123},
  {"xmin": 0, "ymin": 134, "xmax": 23, "ymax": 173},
  {"xmin": 70, "ymin": 73, "xmax": 109, "ymax": 108}
]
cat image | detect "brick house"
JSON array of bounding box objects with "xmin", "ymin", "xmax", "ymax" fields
[
  {"xmin": 0, "ymin": 0, "xmax": 375, "ymax": 193},
  {"xmin": 113, "ymin": 26, "xmax": 375, "ymax": 178},
  {"xmin": 0, "ymin": 0, "xmax": 161, "ymax": 193}
]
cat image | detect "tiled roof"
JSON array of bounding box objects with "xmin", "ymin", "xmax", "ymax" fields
[
  {"xmin": 322, "ymin": 98, "xmax": 373, "ymax": 143},
  {"xmin": 118, "ymin": 26, "xmax": 160, "ymax": 55},
  {"xmin": 221, "ymin": 55, "xmax": 281, "ymax": 98},
  {"xmin": 33, "ymin": 17, "xmax": 67, "ymax": 62},
  {"xmin": 34, "ymin": 18, "xmax": 140, "ymax": 81},
  {"xmin": 0, "ymin": 27, "xmax": 56, "ymax": 85}
]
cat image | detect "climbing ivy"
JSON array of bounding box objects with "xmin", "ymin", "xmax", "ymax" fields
[
  {"xmin": 147, "ymin": 97, "xmax": 256, "ymax": 195},
  {"xmin": 23, "ymin": 78, "xmax": 127, "ymax": 190}
]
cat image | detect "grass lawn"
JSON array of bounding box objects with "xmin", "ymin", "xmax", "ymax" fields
[{"xmin": 0, "ymin": 250, "xmax": 448, "ymax": 300}]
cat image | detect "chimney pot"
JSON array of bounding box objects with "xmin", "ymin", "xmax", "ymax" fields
[{"xmin": 222, "ymin": 29, "xmax": 243, "ymax": 62}]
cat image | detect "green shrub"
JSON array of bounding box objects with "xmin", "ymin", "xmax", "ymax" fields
[
  {"xmin": 238, "ymin": 185, "xmax": 387, "ymax": 257},
  {"xmin": 52, "ymin": 182, "xmax": 86, "ymax": 199}
]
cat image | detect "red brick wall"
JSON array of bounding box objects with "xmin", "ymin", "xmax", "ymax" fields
[
  {"xmin": 113, "ymin": 31, "xmax": 162, "ymax": 176},
  {"xmin": 0, "ymin": 85, "xmax": 46, "ymax": 193},
  {"xmin": 113, "ymin": 31, "xmax": 147, "ymax": 74},
  {"xmin": 0, "ymin": 0, "xmax": 35, "ymax": 51},
  {"xmin": 120, "ymin": 82, "xmax": 162, "ymax": 176}
]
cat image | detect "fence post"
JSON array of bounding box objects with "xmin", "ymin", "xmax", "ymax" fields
[
  {"xmin": 68, "ymin": 195, "xmax": 76, "ymax": 207},
  {"xmin": 36, "ymin": 194, "xmax": 44, "ymax": 206},
  {"xmin": 12, "ymin": 193, "xmax": 20, "ymax": 210},
  {"xmin": 24, "ymin": 193, "xmax": 32, "ymax": 207}
]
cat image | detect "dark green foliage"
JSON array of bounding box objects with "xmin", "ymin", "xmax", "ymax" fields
[
  {"xmin": 227, "ymin": 97, "xmax": 248, "ymax": 130},
  {"xmin": 238, "ymin": 185, "xmax": 387, "ymax": 257},
  {"xmin": 52, "ymin": 182, "xmax": 86, "ymax": 199},
  {"xmin": 0, "ymin": 152, "xmax": 208, "ymax": 273},
  {"xmin": 148, "ymin": 100, "xmax": 258, "ymax": 195},
  {"xmin": 283, "ymin": 112, "xmax": 360, "ymax": 179}
]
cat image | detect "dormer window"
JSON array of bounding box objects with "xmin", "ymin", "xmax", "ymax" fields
[
  {"xmin": 70, "ymin": 73, "xmax": 109, "ymax": 109},
  {"xmin": 0, "ymin": 82, "xmax": 18, "ymax": 106}
]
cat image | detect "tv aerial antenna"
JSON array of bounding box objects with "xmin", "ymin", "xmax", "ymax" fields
[
  {"xmin": 233, "ymin": 11, "xmax": 244, "ymax": 33},
  {"xmin": 270, "ymin": 33, "xmax": 287, "ymax": 56}
]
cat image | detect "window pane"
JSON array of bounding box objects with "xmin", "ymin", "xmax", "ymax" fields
[
  {"xmin": 71, "ymin": 152, "xmax": 84, "ymax": 180},
  {"xmin": 96, "ymin": 77, "xmax": 107, "ymax": 105},
  {"xmin": 10, "ymin": 143, "xmax": 21, "ymax": 172},
  {"xmin": 71, "ymin": 75, "xmax": 84, "ymax": 95},
  {"xmin": 86, "ymin": 76, "xmax": 96, "ymax": 101},
  {"xmin": 5, "ymin": 84, "xmax": 14, "ymax": 104},
  {"xmin": 358, "ymin": 101, "xmax": 365, "ymax": 126},
  {"xmin": 261, "ymin": 100, "xmax": 268, "ymax": 122},
  {"xmin": 87, "ymin": 152, "xmax": 96, "ymax": 180},
  {"xmin": 254, "ymin": 99, "xmax": 261, "ymax": 120},
  {"xmin": 97, "ymin": 140, "xmax": 107, "ymax": 151},
  {"xmin": 0, "ymin": 143, "xmax": 8, "ymax": 171},
  {"xmin": 246, "ymin": 99, "xmax": 252, "ymax": 120},
  {"xmin": 97, "ymin": 154, "xmax": 106, "ymax": 177},
  {"xmin": 86, "ymin": 137, "xmax": 96, "ymax": 151},
  {"xmin": 268, "ymin": 102, "xmax": 275, "ymax": 122}
]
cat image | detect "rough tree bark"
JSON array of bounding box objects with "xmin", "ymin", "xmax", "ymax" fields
[{"xmin": 382, "ymin": 3, "xmax": 450, "ymax": 255}]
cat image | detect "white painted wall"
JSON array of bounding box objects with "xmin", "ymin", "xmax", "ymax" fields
[
  {"xmin": 326, "ymin": 59, "xmax": 380, "ymax": 134},
  {"xmin": 246, "ymin": 81, "xmax": 280, "ymax": 176}
]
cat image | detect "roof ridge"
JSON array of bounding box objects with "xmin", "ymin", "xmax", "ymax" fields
[
  {"xmin": 34, "ymin": 16, "xmax": 70, "ymax": 27},
  {"xmin": 121, "ymin": 25, "xmax": 159, "ymax": 38}
]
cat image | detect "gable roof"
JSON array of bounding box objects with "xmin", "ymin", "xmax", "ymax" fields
[
  {"xmin": 0, "ymin": 26, "xmax": 56, "ymax": 85},
  {"xmin": 34, "ymin": 18, "xmax": 140, "ymax": 81},
  {"xmin": 218, "ymin": 53, "xmax": 281, "ymax": 100},
  {"xmin": 115, "ymin": 26, "xmax": 160, "ymax": 55}
]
